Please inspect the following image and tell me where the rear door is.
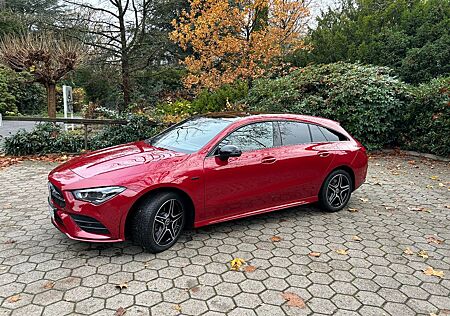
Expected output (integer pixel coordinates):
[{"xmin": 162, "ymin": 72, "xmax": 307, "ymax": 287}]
[{"xmin": 271, "ymin": 121, "xmax": 335, "ymax": 202}]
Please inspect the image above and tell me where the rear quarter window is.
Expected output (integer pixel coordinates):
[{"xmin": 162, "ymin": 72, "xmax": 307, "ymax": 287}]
[{"xmin": 309, "ymin": 124, "xmax": 348, "ymax": 142}]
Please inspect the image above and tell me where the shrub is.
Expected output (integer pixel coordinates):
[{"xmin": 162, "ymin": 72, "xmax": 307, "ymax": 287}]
[
  {"xmin": 244, "ymin": 62, "xmax": 412, "ymax": 150},
  {"xmin": 0, "ymin": 66, "xmax": 18, "ymax": 115},
  {"xmin": 2, "ymin": 123, "xmax": 84, "ymax": 155},
  {"xmin": 90, "ymin": 114, "xmax": 163, "ymax": 150},
  {"xmin": 401, "ymin": 77, "xmax": 450, "ymax": 156},
  {"xmin": 2, "ymin": 115, "xmax": 163, "ymax": 155},
  {"xmin": 191, "ymin": 82, "xmax": 249, "ymax": 114}
]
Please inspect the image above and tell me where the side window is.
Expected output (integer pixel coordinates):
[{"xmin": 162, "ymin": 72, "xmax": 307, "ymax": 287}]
[
  {"xmin": 309, "ymin": 124, "xmax": 347, "ymax": 142},
  {"xmin": 319, "ymin": 126, "xmax": 345, "ymax": 141},
  {"xmin": 278, "ymin": 121, "xmax": 311, "ymax": 146},
  {"xmin": 219, "ymin": 122, "xmax": 274, "ymax": 152},
  {"xmin": 309, "ymin": 124, "xmax": 328, "ymax": 142}
]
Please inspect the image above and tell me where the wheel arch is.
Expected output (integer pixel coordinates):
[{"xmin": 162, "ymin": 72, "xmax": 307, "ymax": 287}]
[
  {"xmin": 321, "ymin": 165, "xmax": 356, "ymax": 193},
  {"xmin": 124, "ymin": 186, "xmax": 196, "ymax": 240}
]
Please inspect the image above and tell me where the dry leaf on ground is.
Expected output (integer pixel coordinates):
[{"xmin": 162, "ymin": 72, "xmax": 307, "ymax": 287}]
[
  {"xmin": 190, "ymin": 286, "xmax": 200, "ymax": 293},
  {"xmin": 115, "ymin": 282, "xmax": 128, "ymax": 290},
  {"xmin": 336, "ymin": 249, "xmax": 348, "ymax": 255},
  {"xmin": 359, "ymin": 198, "xmax": 369, "ymax": 203},
  {"xmin": 426, "ymin": 236, "xmax": 444, "ymax": 244},
  {"xmin": 418, "ymin": 250, "xmax": 429, "ymax": 259},
  {"xmin": 352, "ymin": 235, "xmax": 362, "ymax": 241},
  {"xmin": 308, "ymin": 252, "xmax": 321, "ymax": 257},
  {"xmin": 43, "ymin": 281, "xmax": 55, "ymax": 289},
  {"xmin": 244, "ymin": 265, "xmax": 257, "ymax": 272},
  {"xmin": 348, "ymin": 208, "xmax": 358, "ymax": 213},
  {"xmin": 173, "ymin": 304, "xmax": 182, "ymax": 312},
  {"xmin": 7, "ymin": 295, "xmax": 21, "ymax": 303},
  {"xmin": 270, "ymin": 236, "xmax": 282, "ymax": 242},
  {"xmin": 114, "ymin": 307, "xmax": 127, "ymax": 316},
  {"xmin": 281, "ymin": 292, "xmax": 306, "ymax": 308},
  {"xmin": 409, "ymin": 207, "xmax": 431, "ymax": 213},
  {"xmin": 230, "ymin": 258, "xmax": 246, "ymax": 271},
  {"xmin": 430, "ymin": 176, "xmax": 440, "ymax": 180},
  {"xmin": 423, "ymin": 267, "xmax": 444, "ymax": 278},
  {"xmin": 403, "ymin": 247, "xmax": 414, "ymax": 255}
]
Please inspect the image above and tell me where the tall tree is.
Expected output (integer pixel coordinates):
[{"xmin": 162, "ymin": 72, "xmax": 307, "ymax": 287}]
[
  {"xmin": 62, "ymin": 0, "xmax": 159, "ymax": 112},
  {"xmin": 170, "ymin": 0, "xmax": 311, "ymax": 91},
  {"xmin": 0, "ymin": 33, "xmax": 85, "ymax": 117}
]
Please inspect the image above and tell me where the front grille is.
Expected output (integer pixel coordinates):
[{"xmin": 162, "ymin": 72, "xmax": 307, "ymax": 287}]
[
  {"xmin": 70, "ymin": 214, "xmax": 110, "ymax": 235},
  {"xmin": 49, "ymin": 182, "xmax": 66, "ymax": 207}
]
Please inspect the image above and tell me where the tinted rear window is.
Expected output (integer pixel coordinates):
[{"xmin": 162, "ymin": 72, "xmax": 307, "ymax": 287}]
[
  {"xmin": 278, "ymin": 121, "xmax": 311, "ymax": 145},
  {"xmin": 309, "ymin": 124, "xmax": 347, "ymax": 142}
]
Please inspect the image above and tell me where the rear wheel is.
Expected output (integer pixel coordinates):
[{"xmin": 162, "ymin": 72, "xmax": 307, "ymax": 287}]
[
  {"xmin": 319, "ymin": 169, "xmax": 352, "ymax": 212},
  {"xmin": 131, "ymin": 192, "xmax": 185, "ymax": 253}
]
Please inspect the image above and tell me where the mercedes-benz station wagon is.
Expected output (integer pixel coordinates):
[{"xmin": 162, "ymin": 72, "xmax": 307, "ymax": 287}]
[{"xmin": 48, "ymin": 112, "xmax": 368, "ymax": 252}]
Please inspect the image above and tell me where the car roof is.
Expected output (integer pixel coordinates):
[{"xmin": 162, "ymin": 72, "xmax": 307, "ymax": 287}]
[{"xmin": 200, "ymin": 112, "xmax": 342, "ymax": 130}]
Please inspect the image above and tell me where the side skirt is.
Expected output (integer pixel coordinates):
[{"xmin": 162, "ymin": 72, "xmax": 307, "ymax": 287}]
[{"xmin": 194, "ymin": 196, "xmax": 319, "ymax": 228}]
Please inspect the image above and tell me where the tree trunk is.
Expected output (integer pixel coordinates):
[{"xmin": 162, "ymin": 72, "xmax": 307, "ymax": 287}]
[
  {"xmin": 46, "ymin": 84, "xmax": 56, "ymax": 118},
  {"xmin": 121, "ymin": 56, "xmax": 131, "ymax": 112}
]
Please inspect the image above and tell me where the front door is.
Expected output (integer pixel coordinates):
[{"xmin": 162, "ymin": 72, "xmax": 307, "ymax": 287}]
[{"xmin": 203, "ymin": 121, "xmax": 280, "ymax": 221}]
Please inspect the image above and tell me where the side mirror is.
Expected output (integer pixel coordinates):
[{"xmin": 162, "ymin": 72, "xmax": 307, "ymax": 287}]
[{"xmin": 217, "ymin": 145, "xmax": 242, "ymax": 161}]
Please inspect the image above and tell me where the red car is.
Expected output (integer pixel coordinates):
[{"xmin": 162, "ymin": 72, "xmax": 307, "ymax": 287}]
[{"xmin": 48, "ymin": 113, "xmax": 368, "ymax": 252}]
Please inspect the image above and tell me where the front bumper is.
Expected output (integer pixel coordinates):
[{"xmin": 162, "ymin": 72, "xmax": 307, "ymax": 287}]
[
  {"xmin": 47, "ymin": 181, "xmax": 135, "ymax": 243},
  {"xmin": 50, "ymin": 207, "xmax": 124, "ymax": 242}
]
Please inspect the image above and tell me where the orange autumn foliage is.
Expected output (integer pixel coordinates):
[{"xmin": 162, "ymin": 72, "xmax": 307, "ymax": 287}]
[{"xmin": 170, "ymin": 0, "xmax": 310, "ymax": 91}]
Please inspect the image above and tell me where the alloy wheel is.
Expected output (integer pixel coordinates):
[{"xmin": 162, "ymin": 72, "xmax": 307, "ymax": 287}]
[
  {"xmin": 326, "ymin": 174, "xmax": 351, "ymax": 208},
  {"xmin": 152, "ymin": 199, "xmax": 184, "ymax": 246}
]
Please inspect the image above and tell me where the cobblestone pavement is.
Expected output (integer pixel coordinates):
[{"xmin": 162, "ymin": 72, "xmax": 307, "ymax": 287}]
[{"xmin": 0, "ymin": 154, "xmax": 449, "ymax": 316}]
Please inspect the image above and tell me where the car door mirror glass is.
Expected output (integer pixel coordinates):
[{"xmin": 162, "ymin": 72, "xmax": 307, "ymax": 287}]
[{"xmin": 217, "ymin": 145, "xmax": 242, "ymax": 160}]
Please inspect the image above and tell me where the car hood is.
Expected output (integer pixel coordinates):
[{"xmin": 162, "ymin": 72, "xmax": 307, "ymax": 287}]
[{"xmin": 53, "ymin": 141, "xmax": 186, "ymax": 179}]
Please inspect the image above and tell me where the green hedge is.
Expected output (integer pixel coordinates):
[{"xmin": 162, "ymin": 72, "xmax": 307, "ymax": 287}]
[
  {"xmin": 401, "ymin": 77, "xmax": 450, "ymax": 156},
  {"xmin": 244, "ymin": 62, "xmax": 412, "ymax": 150}
]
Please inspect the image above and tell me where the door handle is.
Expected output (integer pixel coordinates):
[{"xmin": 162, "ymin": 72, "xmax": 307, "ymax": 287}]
[
  {"xmin": 261, "ymin": 157, "xmax": 277, "ymax": 164},
  {"xmin": 318, "ymin": 151, "xmax": 330, "ymax": 158}
]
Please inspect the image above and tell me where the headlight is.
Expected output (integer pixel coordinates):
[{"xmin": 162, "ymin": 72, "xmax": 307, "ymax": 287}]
[{"xmin": 72, "ymin": 186, "xmax": 126, "ymax": 205}]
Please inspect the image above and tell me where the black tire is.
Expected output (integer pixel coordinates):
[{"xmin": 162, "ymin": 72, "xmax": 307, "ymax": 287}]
[
  {"xmin": 131, "ymin": 192, "xmax": 186, "ymax": 253},
  {"xmin": 319, "ymin": 169, "xmax": 353, "ymax": 212}
]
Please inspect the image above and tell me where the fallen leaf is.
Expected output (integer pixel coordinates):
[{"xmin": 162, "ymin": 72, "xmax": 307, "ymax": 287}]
[
  {"xmin": 423, "ymin": 267, "xmax": 444, "ymax": 278},
  {"xmin": 359, "ymin": 198, "xmax": 369, "ymax": 203},
  {"xmin": 430, "ymin": 176, "xmax": 440, "ymax": 180},
  {"xmin": 270, "ymin": 236, "xmax": 282, "ymax": 242},
  {"xmin": 348, "ymin": 208, "xmax": 358, "ymax": 213},
  {"xmin": 409, "ymin": 207, "xmax": 431, "ymax": 213},
  {"xmin": 115, "ymin": 282, "xmax": 128, "ymax": 290},
  {"xmin": 403, "ymin": 247, "xmax": 414, "ymax": 255},
  {"xmin": 308, "ymin": 252, "xmax": 321, "ymax": 257},
  {"xmin": 336, "ymin": 249, "xmax": 348, "ymax": 255},
  {"xmin": 417, "ymin": 250, "xmax": 429, "ymax": 259},
  {"xmin": 426, "ymin": 185, "xmax": 434, "ymax": 189},
  {"xmin": 4, "ymin": 239, "xmax": 16, "ymax": 244},
  {"xmin": 281, "ymin": 292, "xmax": 306, "ymax": 308},
  {"xmin": 407, "ymin": 160, "xmax": 416, "ymax": 165},
  {"xmin": 438, "ymin": 183, "xmax": 445, "ymax": 187},
  {"xmin": 352, "ymin": 235, "xmax": 362, "ymax": 241},
  {"xmin": 426, "ymin": 236, "xmax": 444, "ymax": 245},
  {"xmin": 43, "ymin": 281, "xmax": 55, "ymax": 289},
  {"xmin": 392, "ymin": 171, "xmax": 399, "ymax": 175},
  {"xmin": 6, "ymin": 294, "xmax": 21, "ymax": 303},
  {"xmin": 190, "ymin": 286, "xmax": 200, "ymax": 293},
  {"xmin": 244, "ymin": 265, "xmax": 257, "ymax": 272},
  {"xmin": 114, "ymin": 307, "xmax": 127, "ymax": 316},
  {"xmin": 173, "ymin": 304, "xmax": 182, "ymax": 312},
  {"xmin": 230, "ymin": 258, "xmax": 246, "ymax": 271}
]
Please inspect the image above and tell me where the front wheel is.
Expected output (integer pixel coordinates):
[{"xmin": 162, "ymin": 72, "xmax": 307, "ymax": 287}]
[
  {"xmin": 131, "ymin": 192, "xmax": 185, "ymax": 253},
  {"xmin": 319, "ymin": 169, "xmax": 353, "ymax": 212}
]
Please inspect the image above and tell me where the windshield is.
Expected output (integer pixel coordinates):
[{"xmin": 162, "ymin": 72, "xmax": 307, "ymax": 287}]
[{"xmin": 149, "ymin": 117, "xmax": 237, "ymax": 153}]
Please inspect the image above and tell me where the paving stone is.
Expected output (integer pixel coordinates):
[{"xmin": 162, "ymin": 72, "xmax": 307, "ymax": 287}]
[{"xmin": 0, "ymin": 155, "xmax": 448, "ymax": 315}]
